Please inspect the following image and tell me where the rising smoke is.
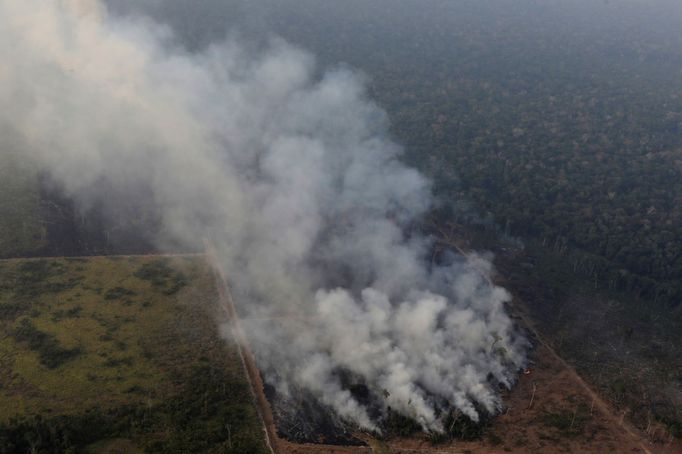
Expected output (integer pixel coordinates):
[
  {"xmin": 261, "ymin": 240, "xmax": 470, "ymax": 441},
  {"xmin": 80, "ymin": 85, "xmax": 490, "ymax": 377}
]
[{"xmin": 0, "ymin": 0, "xmax": 526, "ymax": 431}]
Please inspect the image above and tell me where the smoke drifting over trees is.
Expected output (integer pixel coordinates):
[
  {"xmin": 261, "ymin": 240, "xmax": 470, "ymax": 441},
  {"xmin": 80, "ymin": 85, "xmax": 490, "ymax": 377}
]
[{"xmin": 0, "ymin": 0, "xmax": 526, "ymax": 431}]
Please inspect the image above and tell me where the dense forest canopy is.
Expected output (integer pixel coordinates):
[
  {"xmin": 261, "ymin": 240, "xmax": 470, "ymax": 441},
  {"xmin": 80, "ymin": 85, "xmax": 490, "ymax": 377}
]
[{"xmin": 109, "ymin": 0, "xmax": 682, "ymax": 306}]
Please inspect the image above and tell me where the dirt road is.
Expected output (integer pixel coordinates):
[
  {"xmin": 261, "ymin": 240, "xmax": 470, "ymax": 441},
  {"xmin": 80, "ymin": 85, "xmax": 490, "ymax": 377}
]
[{"xmin": 204, "ymin": 239, "xmax": 281, "ymax": 454}]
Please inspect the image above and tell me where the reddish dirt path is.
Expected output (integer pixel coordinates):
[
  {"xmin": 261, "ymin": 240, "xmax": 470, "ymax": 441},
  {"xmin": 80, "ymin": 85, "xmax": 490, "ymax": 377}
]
[{"xmin": 513, "ymin": 308, "xmax": 655, "ymax": 454}]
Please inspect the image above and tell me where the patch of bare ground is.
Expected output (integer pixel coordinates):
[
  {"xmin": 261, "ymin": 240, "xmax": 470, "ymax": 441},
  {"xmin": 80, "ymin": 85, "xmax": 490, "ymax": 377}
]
[
  {"xmin": 277, "ymin": 337, "xmax": 679, "ymax": 453},
  {"xmin": 384, "ymin": 342, "xmax": 646, "ymax": 453},
  {"xmin": 278, "ymin": 440, "xmax": 371, "ymax": 454}
]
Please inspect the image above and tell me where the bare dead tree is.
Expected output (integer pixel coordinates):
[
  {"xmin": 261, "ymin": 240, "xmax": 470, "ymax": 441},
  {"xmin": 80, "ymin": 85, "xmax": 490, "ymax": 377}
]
[{"xmin": 528, "ymin": 382, "xmax": 537, "ymax": 410}]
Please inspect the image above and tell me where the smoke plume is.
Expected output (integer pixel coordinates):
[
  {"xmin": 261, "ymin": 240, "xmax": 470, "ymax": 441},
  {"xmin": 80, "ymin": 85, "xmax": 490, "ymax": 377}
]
[{"xmin": 0, "ymin": 0, "xmax": 526, "ymax": 431}]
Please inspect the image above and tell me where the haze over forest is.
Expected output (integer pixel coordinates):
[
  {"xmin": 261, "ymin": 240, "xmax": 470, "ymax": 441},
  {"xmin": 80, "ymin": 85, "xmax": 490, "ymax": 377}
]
[
  {"xmin": 110, "ymin": 0, "xmax": 682, "ymax": 293},
  {"xmin": 0, "ymin": 0, "xmax": 681, "ymax": 451}
]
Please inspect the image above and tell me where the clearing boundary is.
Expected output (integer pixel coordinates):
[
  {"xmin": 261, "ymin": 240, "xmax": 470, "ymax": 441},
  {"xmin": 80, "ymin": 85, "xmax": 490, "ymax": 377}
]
[{"xmin": 204, "ymin": 239, "xmax": 280, "ymax": 454}]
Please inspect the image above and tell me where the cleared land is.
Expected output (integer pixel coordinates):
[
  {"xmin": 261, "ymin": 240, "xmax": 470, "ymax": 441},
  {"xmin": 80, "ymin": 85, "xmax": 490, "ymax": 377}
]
[
  {"xmin": 204, "ymin": 241, "xmax": 679, "ymax": 453},
  {"xmin": 277, "ymin": 332, "xmax": 679, "ymax": 454},
  {"xmin": 0, "ymin": 255, "xmax": 268, "ymax": 453}
]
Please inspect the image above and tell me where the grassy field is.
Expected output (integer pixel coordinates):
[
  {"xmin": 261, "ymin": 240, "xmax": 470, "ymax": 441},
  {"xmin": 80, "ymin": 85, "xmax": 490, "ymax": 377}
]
[
  {"xmin": 0, "ymin": 255, "xmax": 268, "ymax": 453},
  {"xmin": 0, "ymin": 153, "xmax": 45, "ymax": 257}
]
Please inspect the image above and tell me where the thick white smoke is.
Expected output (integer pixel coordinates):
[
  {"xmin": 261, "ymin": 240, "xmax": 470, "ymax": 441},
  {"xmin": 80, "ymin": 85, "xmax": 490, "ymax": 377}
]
[{"xmin": 0, "ymin": 0, "xmax": 526, "ymax": 431}]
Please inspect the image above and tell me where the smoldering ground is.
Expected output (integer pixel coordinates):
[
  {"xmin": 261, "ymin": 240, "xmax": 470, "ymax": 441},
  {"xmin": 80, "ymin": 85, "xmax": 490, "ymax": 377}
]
[{"xmin": 0, "ymin": 0, "xmax": 526, "ymax": 432}]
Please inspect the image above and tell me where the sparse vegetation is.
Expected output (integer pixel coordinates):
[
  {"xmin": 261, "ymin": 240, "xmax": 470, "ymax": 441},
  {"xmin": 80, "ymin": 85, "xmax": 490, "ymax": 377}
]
[
  {"xmin": 134, "ymin": 259, "xmax": 187, "ymax": 295},
  {"xmin": 0, "ymin": 256, "xmax": 268, "ymax": 453},
  {"xmin": 104, "ymin": 286, "xmax": 136, "ymax": 300},
  {"xmin": 11, "ymin": 318, "xmax": 82, "ymax": 369},
  {"xmin": 538, "ymin": 410, "xmax": 589, "ymax": 437},
  {"xmin": 0, "ymin": 301, "xmax": 29, "ymax": 321}
]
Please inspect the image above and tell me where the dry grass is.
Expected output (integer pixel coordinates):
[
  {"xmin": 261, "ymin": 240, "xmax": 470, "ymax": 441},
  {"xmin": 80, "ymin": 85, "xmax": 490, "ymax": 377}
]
[{"xmin": 0, "ymin": 255, "xmax": 268, "ymax": 453}]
